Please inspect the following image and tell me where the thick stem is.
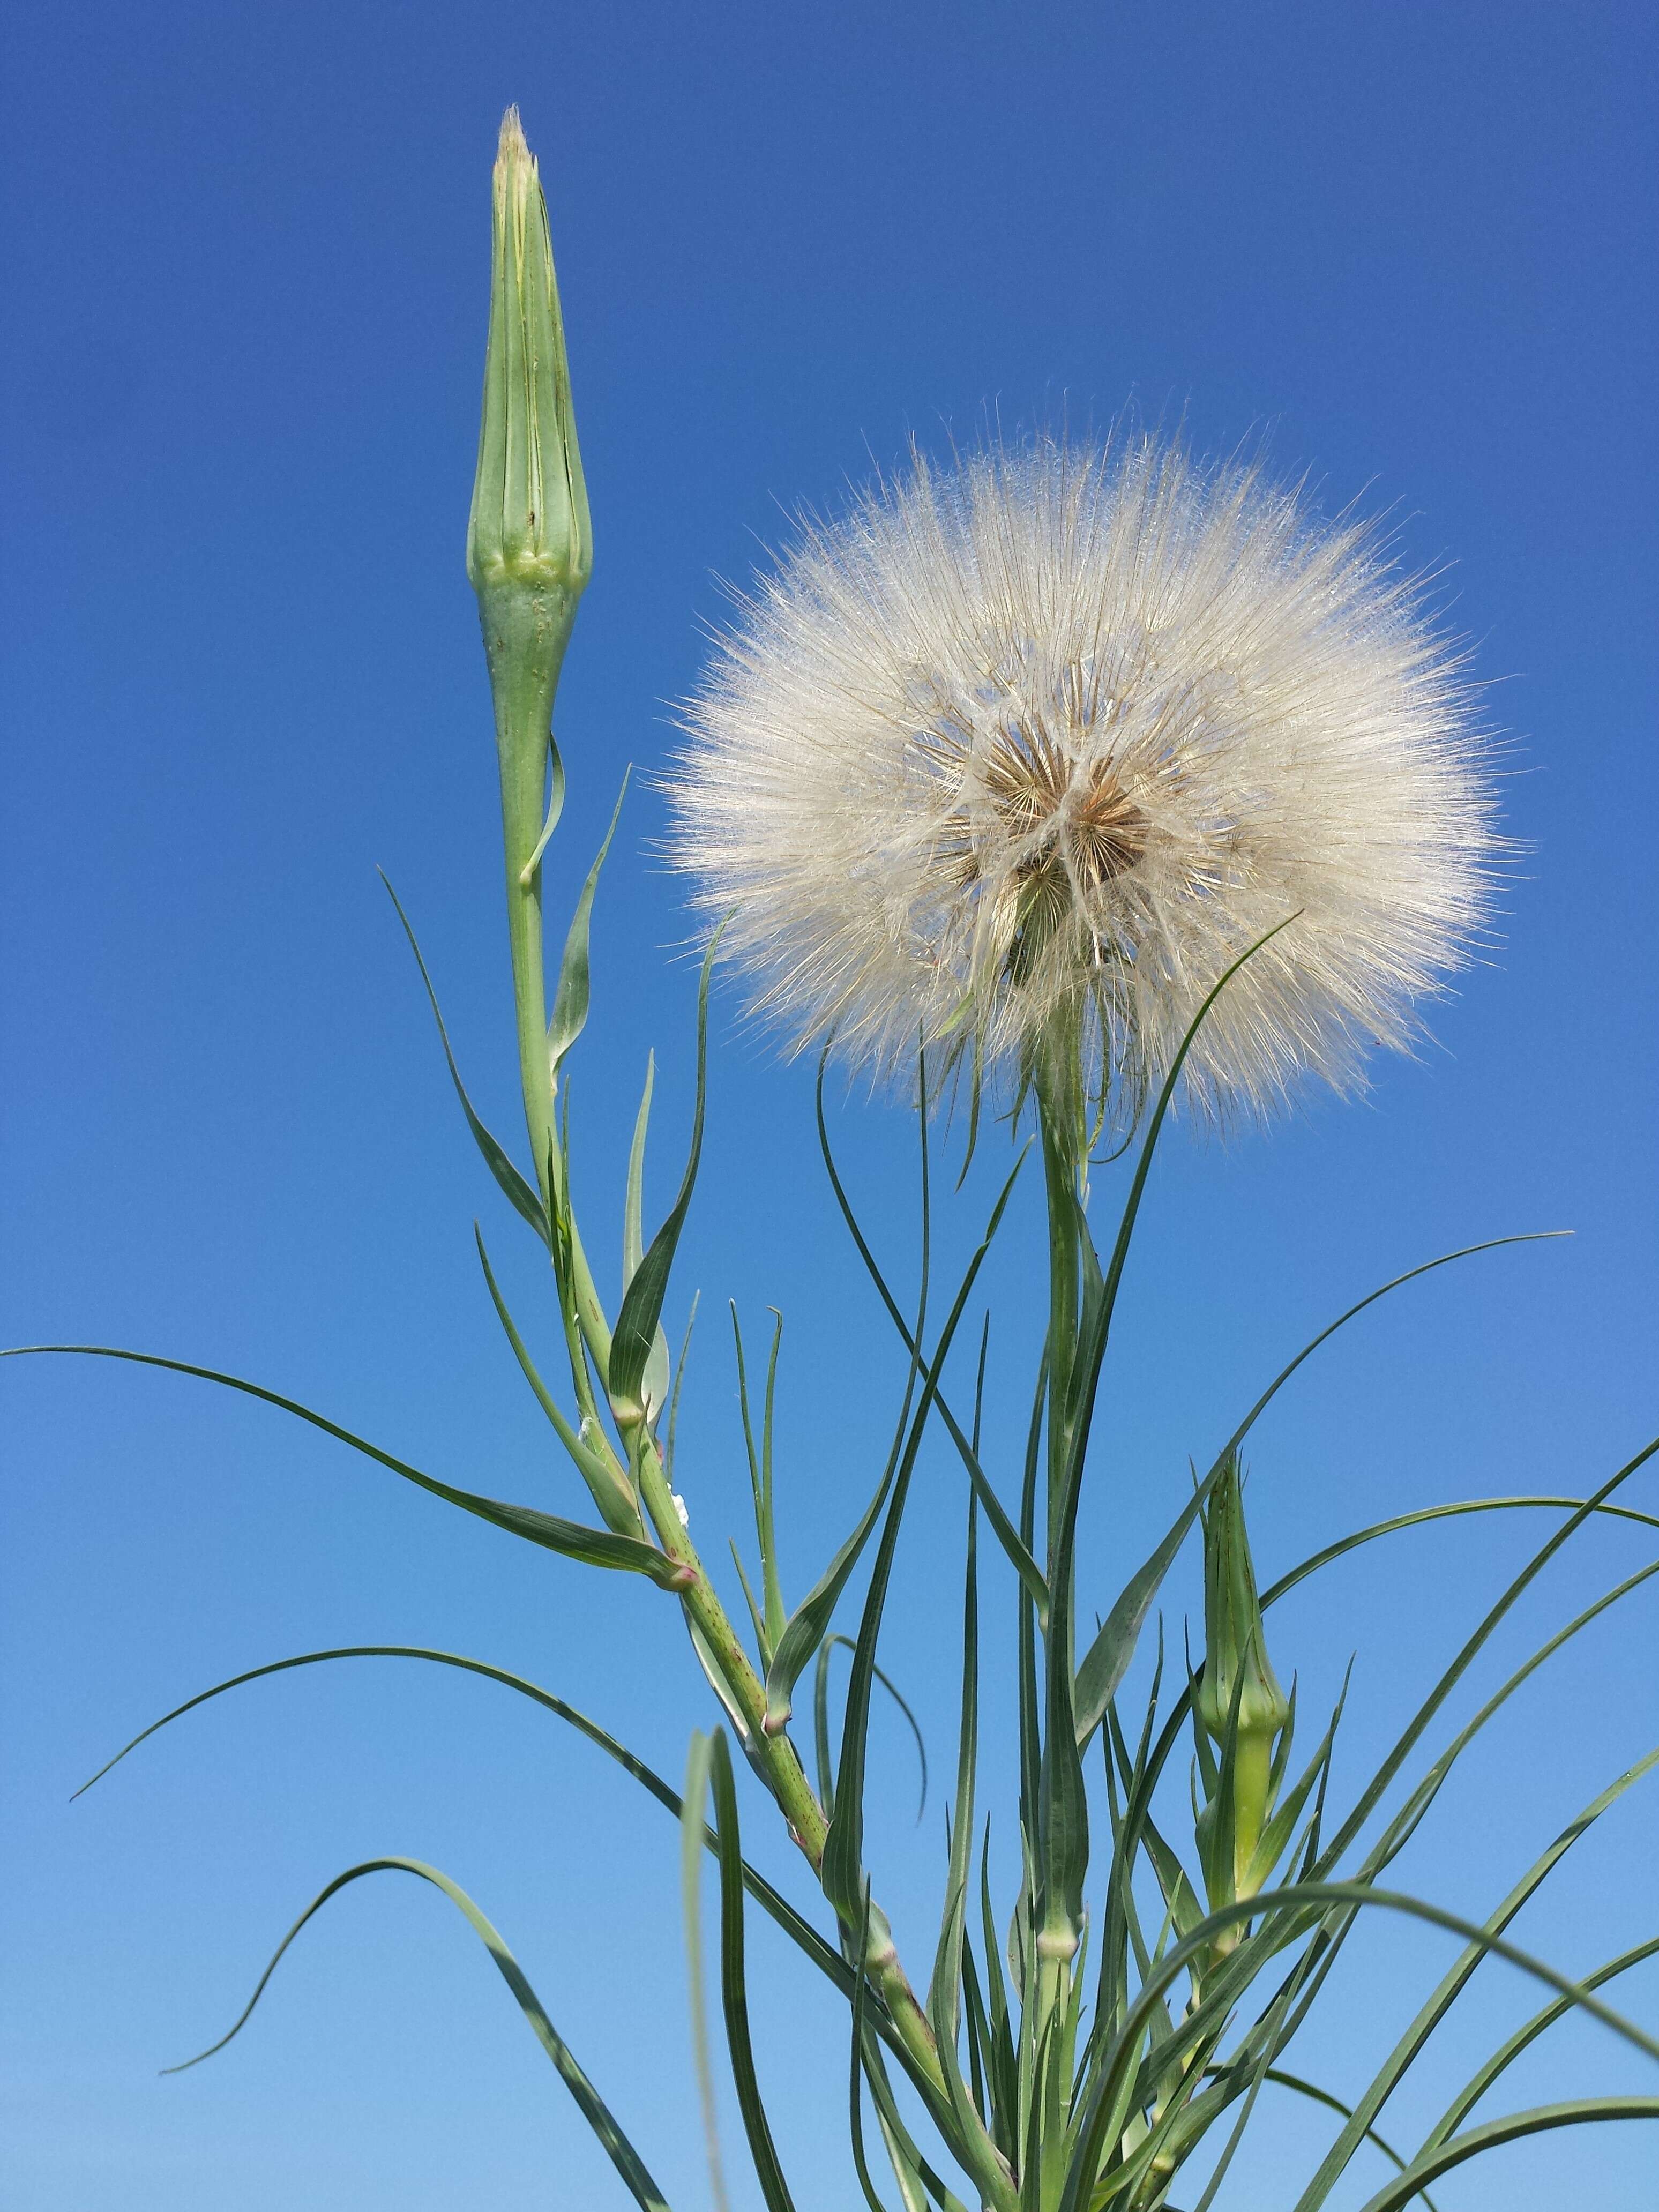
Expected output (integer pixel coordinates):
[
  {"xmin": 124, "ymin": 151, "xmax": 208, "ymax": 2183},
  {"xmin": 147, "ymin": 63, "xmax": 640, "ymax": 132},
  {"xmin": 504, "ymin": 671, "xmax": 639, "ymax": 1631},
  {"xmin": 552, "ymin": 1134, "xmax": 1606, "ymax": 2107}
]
[{"xmin": 477, "ymin": 576, "xmax": 577, "ymax": 1197}]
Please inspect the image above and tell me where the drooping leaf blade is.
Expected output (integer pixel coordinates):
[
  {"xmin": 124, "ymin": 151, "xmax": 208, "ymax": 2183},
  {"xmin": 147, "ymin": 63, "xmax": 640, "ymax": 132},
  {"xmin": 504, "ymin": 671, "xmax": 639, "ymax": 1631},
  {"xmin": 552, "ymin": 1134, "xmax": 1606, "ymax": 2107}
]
[
  {"xmin": 167, "ymin": 1855, "xmax": 672, "ymax": 2212},
  {"xmin": 69, "ymin": 1642, "xmax": 852, "ymax": 1996},
  {"xmin": 380, "ymin": 871, "xmax": 549, "ymax": 1244},
  {"xmin": 1352, "ymin": 2101, "xmax": 1659, "ymax": 2212},
  {"xmin": 1, "ymin": 1345, "xmax": 686, "ymax": 1584}
]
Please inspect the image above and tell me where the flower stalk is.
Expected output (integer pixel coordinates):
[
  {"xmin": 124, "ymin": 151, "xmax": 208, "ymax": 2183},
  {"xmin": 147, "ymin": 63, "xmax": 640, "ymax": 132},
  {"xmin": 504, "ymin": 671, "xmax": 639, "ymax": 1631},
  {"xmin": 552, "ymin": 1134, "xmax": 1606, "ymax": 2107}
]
[
  {"xmin": 468, "ymin": 104, "xmax": 592, "ymax": 1195},
  {"xmin": 464, "ymin": 107, "xmax": 951, "ymax": 2123}
]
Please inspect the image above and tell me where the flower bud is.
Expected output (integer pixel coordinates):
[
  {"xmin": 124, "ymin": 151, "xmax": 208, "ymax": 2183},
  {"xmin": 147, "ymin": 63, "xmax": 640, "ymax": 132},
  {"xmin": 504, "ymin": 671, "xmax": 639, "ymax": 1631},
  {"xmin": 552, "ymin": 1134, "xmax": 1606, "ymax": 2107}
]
[
  {"xmin": 467, "ymin": 107, "xmax": 592, "ymax": 613},
  {"xmin": 466, "ymin": 108, "xmax": 593, "ymax": 1183},
  {"xmin": 1195, "ymin": 1454, "xmax": 1289, "ymax": 1748},
  {"xmin": 1195, "ymin": 1452, "xmax": 1291, "ymax": 1908}
]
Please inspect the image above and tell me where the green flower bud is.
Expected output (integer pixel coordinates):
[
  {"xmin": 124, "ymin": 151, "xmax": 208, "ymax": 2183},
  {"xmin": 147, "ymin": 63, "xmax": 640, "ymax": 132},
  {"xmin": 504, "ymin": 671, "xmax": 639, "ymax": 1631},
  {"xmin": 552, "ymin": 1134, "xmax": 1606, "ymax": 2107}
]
[
  {"xmin": 1195, "ymin": 1451, "xmax": 1291, "ymax": 1909},
  {"xmin": 467, "ymin": 106, "xmax": 592, "ymax": 610},
  {"xmin": 466, "ymin": 107, "xmax": 592, "ymax": 1186}
]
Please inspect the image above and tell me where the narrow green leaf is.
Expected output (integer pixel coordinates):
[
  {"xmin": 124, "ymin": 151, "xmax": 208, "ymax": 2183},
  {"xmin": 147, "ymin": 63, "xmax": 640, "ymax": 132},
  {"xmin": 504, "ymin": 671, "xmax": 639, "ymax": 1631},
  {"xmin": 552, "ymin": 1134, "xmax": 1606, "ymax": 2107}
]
[
  {"xmin": 682, "ymin": 1733, "xmax": 733, "ymax": 2212},
  {"xmin": 1262, "ymin": 1493, "xmax": 1659, "ymax": 1611},
  {"xmin": 1065, "ymin": 1881, "xmax": 1659, "ymax": 2212},
  {"xmin": 1244, "ymin": 2071, "xmax": 1440, "ymax": 2208},
  {"xmin": 766, "ymin": 1060, "xmax": 936, "ymax": 1732},
  {"xmin": 817, "ymin": 1635, "xmax": 929, "ymax": 1822},
  {"xmin": 548, "ymin": 770, "xmax": 629, "ymax": 1080},
  {"xmin": 1307, "ymin": 1437, "xmax": 1659, "ymax": 1883},
  {"xmin": 764, "ymin": 1462, "xmax": 898, "ymax": 1733},
  {"xmin": 1291, "ymin": 1735, "xmax": 1659, "ymax": 2210},
  {"xmin": 517, "ymin": 729, "xmax": 567, "ymax": 887},
  {"xmin": 1353, "ymin": 2102, "xmax": 1659, "ymax": 2212},
  {"xmin": 663, "ymin": 1294, "xmax": 700, "ymax": 1486},
  {"xmin": 850, "ymin": 1885, "xmax": 899, "ymax": 2212},
  {"xmin": 1, "ymin": 1344, "xmax": 687, "ymax": 1585},
  {"xmin": 474, "ymin": 1225, "xmax": 640, "ymax": 1534},
  {"xmin": 609, "ymin": 933, "xmax": 717, "ymax": 1423},
  {"xmin": 167, "ymin": 1855, "xmax": 672, "ymax": 2212},
  {"xmin": 1047, "ymin": 924, "xmax": 1301, "ymax": 1678},
  {"xmin": 380, "ymin": 872, "xmax": 548, "ymax": 1244},
  {"xmin": 69, "ymin": 1643, "xmax": 853, "ymax": 1997},
  {"xmin": 823, "ymin": 1153, "xmax": 1027, "ymax": 1929},
  {"xmin": 1075, "ymin": 1236, "xmax": 1572, "ymax": 1750},
  {"xmin": 1213, "ymin": 1235, "xmax": 1568, "ymax": 1479},
  {"xmin": 623, "ymin": 1053, "xmax": 672, "ymax": 1425},
  {"xmin": 707, "ymin": 1730, "xmax": 797, "ymax": 2212},
  {"xmin": 624, "ymin": 1051, "xmax": 654, "ymax": 1284},
  {"xmin": 816, "ymin": 1063, "xmax": 1050, "ymax": 1627},
  {"xmin": 759, "ymin": 1308, "xmax": 787, "ymax": 1652},
  {"xmin": 1424, "ymin": 1933, "xmax": 1659, "ymax": 2152},
  {"xmin": 1073, "ymin": 1456, "xmax": 1229, "ymax": 1748}
]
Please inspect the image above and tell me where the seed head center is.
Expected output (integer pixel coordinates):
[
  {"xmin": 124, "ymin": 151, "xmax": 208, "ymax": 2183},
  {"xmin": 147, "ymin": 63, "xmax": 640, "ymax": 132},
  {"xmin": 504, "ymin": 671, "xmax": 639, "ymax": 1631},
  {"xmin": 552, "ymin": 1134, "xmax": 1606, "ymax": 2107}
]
[{"xmin": 982, "ymin": 722, "xmax": 1147, "ymax": 894}]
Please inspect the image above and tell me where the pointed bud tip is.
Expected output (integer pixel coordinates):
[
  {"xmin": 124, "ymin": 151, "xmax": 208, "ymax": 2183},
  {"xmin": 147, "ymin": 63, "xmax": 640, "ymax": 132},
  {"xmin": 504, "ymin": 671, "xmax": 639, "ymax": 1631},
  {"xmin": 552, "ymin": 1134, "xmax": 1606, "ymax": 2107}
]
[{"xmin": 497, "ymin": 104, "xmax": 528, "ymax": 161}]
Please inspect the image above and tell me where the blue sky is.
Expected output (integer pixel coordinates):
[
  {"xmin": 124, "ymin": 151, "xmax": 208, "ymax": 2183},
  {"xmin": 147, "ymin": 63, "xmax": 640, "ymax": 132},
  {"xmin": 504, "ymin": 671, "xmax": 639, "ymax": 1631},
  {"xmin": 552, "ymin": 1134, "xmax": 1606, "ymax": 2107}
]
[{"xmin": 3, "ymin": 5, "xmax": 1656, "ymax": 2209}]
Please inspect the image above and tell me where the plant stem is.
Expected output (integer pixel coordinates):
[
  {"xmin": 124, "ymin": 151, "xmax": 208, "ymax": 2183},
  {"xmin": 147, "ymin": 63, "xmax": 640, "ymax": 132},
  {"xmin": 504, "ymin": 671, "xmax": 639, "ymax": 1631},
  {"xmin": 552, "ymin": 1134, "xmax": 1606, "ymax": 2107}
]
[{"xmin": 500, "ymin": 821, "xmax": 952, "ymax": 2121}]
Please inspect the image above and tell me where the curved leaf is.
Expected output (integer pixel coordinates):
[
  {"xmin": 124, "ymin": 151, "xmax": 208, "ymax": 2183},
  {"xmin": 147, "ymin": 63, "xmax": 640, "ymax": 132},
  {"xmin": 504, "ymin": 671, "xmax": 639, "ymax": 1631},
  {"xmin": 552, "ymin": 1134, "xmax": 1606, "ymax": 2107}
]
[
  {"xmin": 474, "ymin": 1225, "xmax": 640, "ymax": 1535},
  {"xmin": 1292, "ymin": 1740, "xmax": 1659, "ymax": 2209},
  {"xmin": 70, "ymin": 1643, "xmax": 850, "ymax": 1995},
  {"xmin": 167, "ymin": 1854, "xmax": 671, "ymax": 2212},
  {"xmin": 1263, "ymin": 1493, "xmax": 1659, "ymax": 1611},
  {"xmin": 610, "ymin": 934, "xmax": 718, "ymax": 1424},
  {"xmin": 1062, "ymin": 1881, "xmax": 1659, "ymax": 2212},
  {"xmin": 548, "ymin": 772, "xmax": 629, "ymax": 1081},
  {"xmin": 2, "ymin": 1344, "xmax": 685, "ymax": 1585},
  {"xmin": 1074, "ymin": 1457, "xmax": 1228, "ymax": 1748},
  {"xmin": 1353, "ymin": 2101, "xmax": 1659, "ymax": 2212},
  {"xmin": 379, "ymin": 872, "xmax": 548, "ymax": 1245},
  {"xmin": 681, "ymin": 1735, "xmax": 733, "ymax": 2212},
  {"xmin": 815, "ymin": 1066, "xmax": 1050, "ymax": 1627}
]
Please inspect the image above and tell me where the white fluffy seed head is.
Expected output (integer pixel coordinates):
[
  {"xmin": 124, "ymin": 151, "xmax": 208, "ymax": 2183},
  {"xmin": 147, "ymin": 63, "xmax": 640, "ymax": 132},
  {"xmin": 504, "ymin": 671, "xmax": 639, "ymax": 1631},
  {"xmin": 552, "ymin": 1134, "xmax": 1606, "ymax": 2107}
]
[{"xmin": 666, "ymin": 435, "xmax": 1501, "ymax": 1126}]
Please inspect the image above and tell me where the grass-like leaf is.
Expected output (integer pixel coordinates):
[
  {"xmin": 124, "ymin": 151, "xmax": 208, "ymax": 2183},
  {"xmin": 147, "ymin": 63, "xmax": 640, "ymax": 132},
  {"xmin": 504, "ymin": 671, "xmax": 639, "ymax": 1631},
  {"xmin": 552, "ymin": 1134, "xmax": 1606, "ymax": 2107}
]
[
  {"xmin": 1352, "ymin": 2099, "xmax": 1659, "ymax": 2212},
  {"xmin": 682, "ymin": 1733, "xmax": 733, "ymax": 2212},
  {"xmin": 1073, "ymin": 1456, "xmax": 1229, "ymax": 1749},
  {"xmin": 816, "ymin": 1062, "xmax": 1050, "ymax": 1628},
  {"xmin": 1292, "ymin": 1741, "xmax": 1659, "ymax": 2207},
  {"xmin": 0, "ymin": 1344, "xmax": 687, "ymax": 1585},
  {"xmin": 610, "ymin": 933, "xmax": 718, "ymax": 1424},
  {"xmin": 379, "ymin": 871, "xmax": 548, "ymax": 1245},
  {"xmin": 68, "ymin": 1643, "xmax": 851, "ymax": 1997},
  {"xmin": 167, "ymin": 1855, "xmax": 672, "ymax": 2212},
  {"xmin": 706, "ymin": 1728, "xmax": 798, "ymax": 2212},
  {"xmin": 473, "ymin": 1225, "xmax": 641, "ymax": 1534},
  {"xmin": 548, "ymin": 770, "xmax": 630, "ymax": 1081},
  {"xmin": 1422, "ymin": 1932, "xmax": 1659, "ymax": 2151},
  {"xmin": 1262, "ymin": 1492, "xmax": 1659, "ymax": 1611},
  {"xmin": 823, "ymin": 1152, "xmax": 1026, "ymax": 1931},
  {"xmin": 1063, "ymin": 1881, "xmax": 1659, "ymax": 2212}
]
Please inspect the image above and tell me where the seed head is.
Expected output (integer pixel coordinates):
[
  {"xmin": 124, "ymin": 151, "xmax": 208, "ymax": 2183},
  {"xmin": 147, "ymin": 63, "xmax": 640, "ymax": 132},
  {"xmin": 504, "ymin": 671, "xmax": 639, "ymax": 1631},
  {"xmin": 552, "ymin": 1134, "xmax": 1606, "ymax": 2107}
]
[{"xmin": 666, "ymin": 436, "xmax": 1500, "ymax": 1125}]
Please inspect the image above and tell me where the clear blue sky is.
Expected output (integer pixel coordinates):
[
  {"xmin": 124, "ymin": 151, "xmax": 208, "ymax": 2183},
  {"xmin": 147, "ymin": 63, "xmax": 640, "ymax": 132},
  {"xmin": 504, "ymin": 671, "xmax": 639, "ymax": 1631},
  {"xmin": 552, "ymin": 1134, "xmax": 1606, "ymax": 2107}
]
[{"xmin": 3, "ymin": 6, "xmax": 1655, "ymax": 2209}]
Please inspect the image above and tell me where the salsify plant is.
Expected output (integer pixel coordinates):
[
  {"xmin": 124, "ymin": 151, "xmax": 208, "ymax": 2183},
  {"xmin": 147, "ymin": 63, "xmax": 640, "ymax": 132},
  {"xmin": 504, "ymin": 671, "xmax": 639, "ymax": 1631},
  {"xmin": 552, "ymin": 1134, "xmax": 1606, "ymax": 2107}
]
[{"xmin": 12, "ymin": 108, "xmax": 1659, "ymax": 2212}]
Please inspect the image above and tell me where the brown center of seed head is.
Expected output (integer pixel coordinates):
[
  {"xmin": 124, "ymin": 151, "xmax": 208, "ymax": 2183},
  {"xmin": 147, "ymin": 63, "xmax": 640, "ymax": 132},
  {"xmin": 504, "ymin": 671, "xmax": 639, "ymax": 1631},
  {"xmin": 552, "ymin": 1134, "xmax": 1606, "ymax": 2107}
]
[{"xmin": 955, "ymin": 719, "xmax": 1148, "ymax": 896}]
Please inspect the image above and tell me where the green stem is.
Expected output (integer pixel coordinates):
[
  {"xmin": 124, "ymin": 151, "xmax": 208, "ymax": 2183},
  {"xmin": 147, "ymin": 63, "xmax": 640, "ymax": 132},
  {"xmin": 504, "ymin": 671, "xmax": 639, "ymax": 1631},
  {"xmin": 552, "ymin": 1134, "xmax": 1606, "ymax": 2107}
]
[{"xmin": 624, "ymin": 1415, "xmax": 951, "ymax": 2109}]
